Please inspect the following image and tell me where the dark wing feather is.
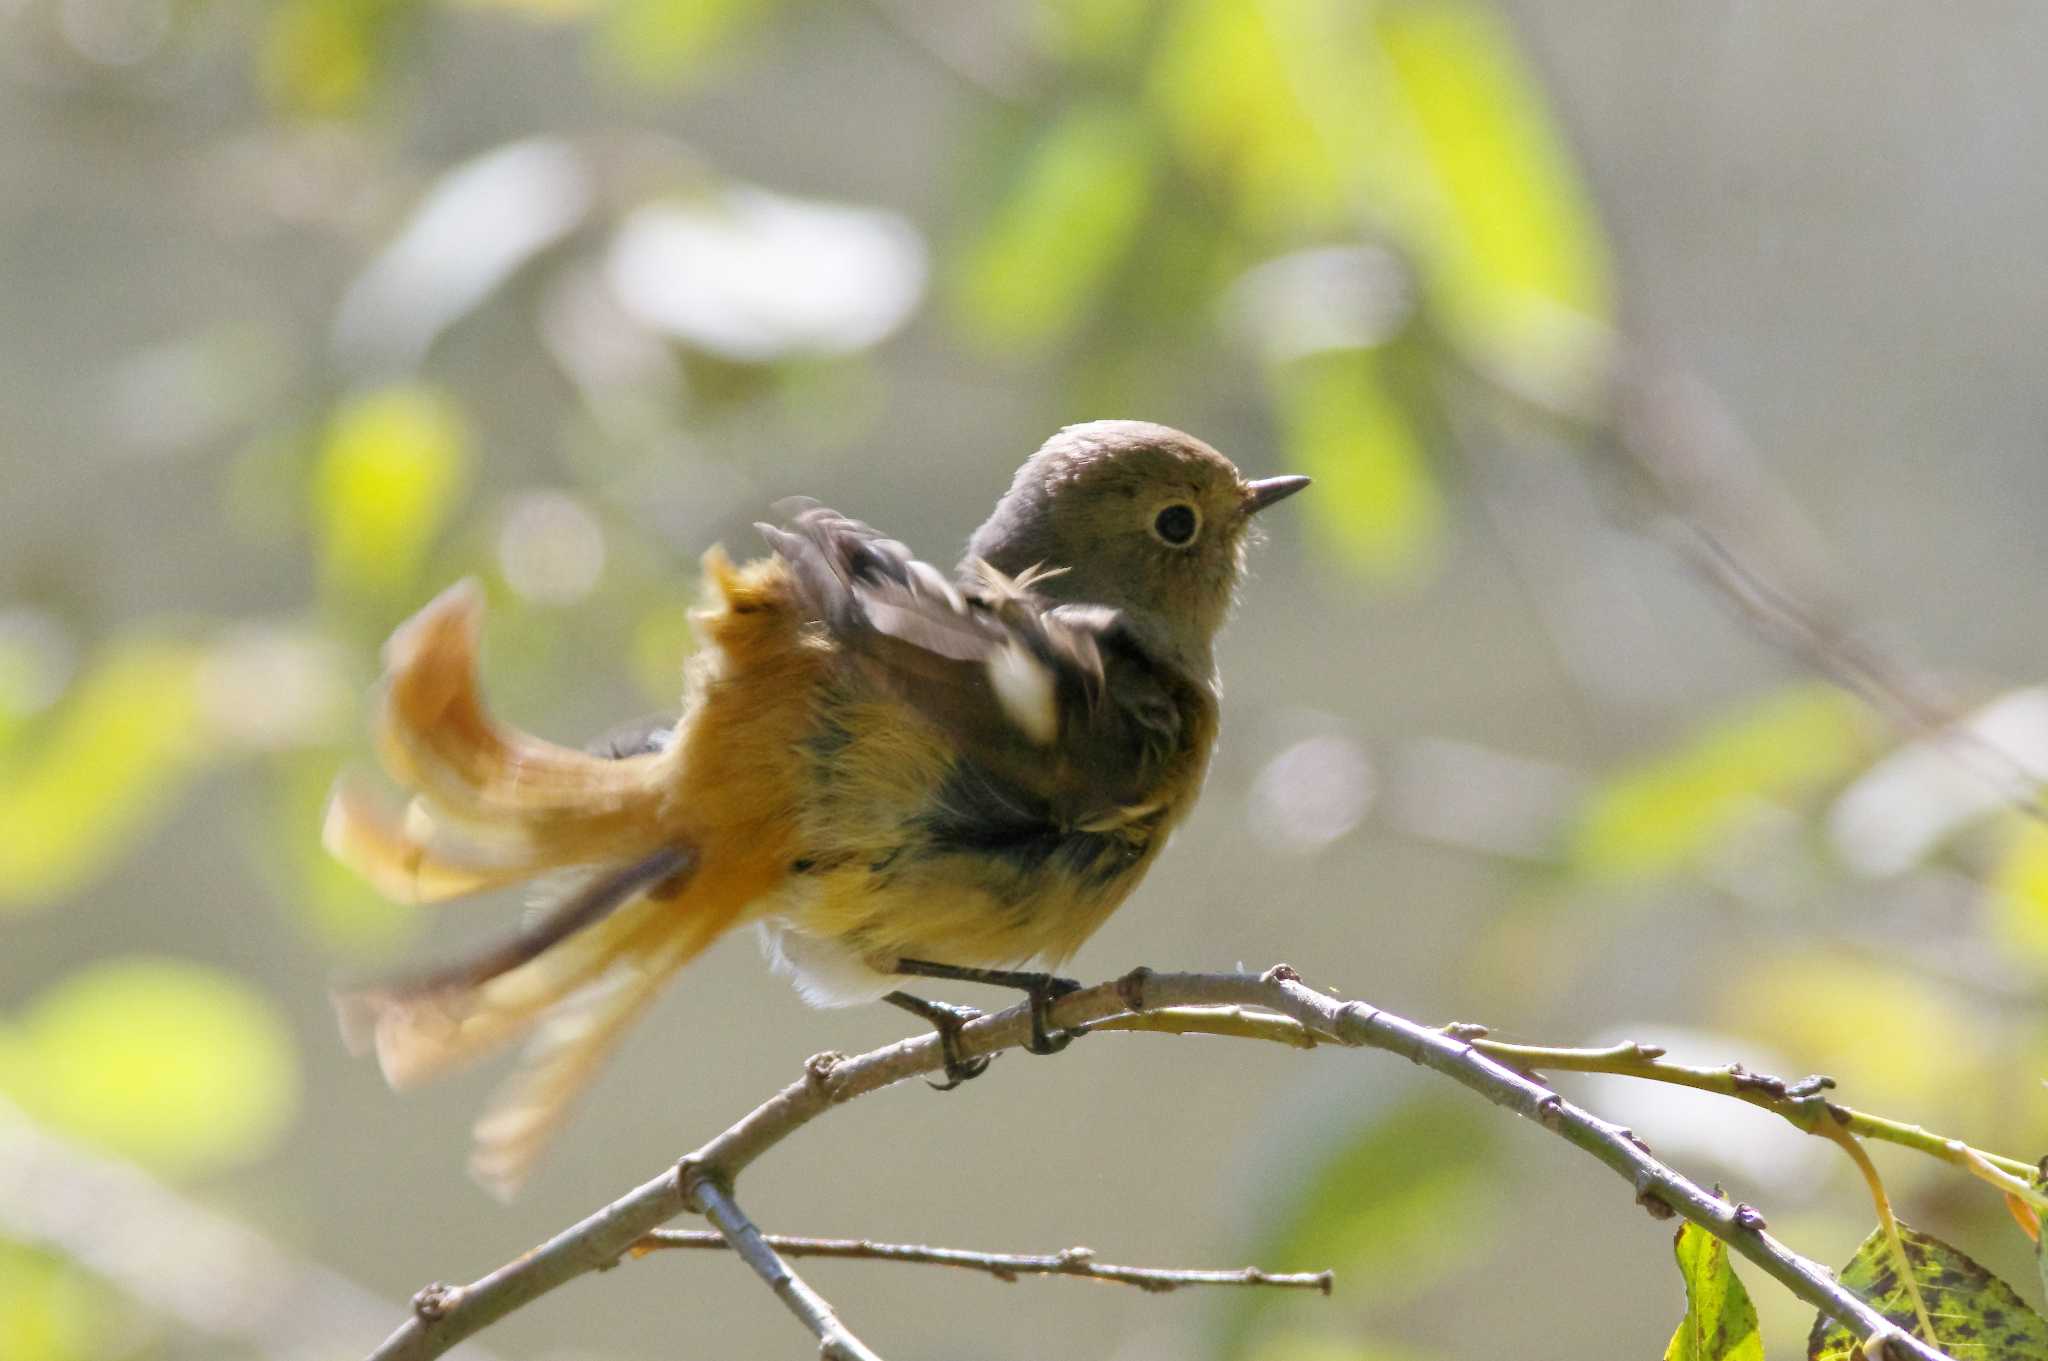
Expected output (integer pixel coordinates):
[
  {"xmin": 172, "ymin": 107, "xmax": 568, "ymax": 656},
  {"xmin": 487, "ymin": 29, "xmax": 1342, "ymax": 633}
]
[{"xmin": 759, "ymin": 505, "xmax": 1188, "ymax": 823}]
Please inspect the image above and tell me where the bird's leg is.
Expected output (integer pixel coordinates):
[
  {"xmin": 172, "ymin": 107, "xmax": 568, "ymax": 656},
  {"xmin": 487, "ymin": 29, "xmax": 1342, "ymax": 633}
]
[
  {"xmin": 891, "ymin": 959, "xmax": 1085, "ymax": 1057},
  {"xmin": 882, "ymin": 991, "xmax": 991, "ymax": 1089}
]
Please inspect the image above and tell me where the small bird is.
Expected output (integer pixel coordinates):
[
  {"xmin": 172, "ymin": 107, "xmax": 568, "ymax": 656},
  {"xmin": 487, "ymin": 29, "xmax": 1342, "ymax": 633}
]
[{"xmin": 325, "ymin": 420, "xmax": 1307, "ymax": 1195}]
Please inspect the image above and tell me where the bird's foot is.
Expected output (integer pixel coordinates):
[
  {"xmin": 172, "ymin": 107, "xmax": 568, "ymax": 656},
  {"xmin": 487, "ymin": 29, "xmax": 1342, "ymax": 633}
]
[
  {"xmin": 1025, "ymin": 974, "xmax": 1085, "ymax": 1056},
  {"xmin": 883, "ymin": 990, "xmax": 992, "ymax": 1089}
]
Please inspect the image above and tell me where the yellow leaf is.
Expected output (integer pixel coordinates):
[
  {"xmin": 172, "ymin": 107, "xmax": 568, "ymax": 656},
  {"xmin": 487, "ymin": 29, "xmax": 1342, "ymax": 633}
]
[
  {"xmin": 0, "ymin": 1243, "xmax": 101, "ymax": 1361},
  {"xmin": 0, "ymin": 642, "xmax": 208, "ymax": 909},
  {"xmin": 951, "ymin": 103, "xmax": 1157, "ymax": 351},
  {"xmin": 1571, "ymin": 685, "xmax": 1872, "ymax": 881},
  {"xmin": 1031, "ymin": 0, "xmax": 1152, "ymax": 61},
  {"xmin": 1989, "ymin": 819, "xmax": 2048, "ymax": 967},
  {"xmin": 1718, "ymin": 955, "xmax": 1983, "ymax": 1115},
  {"xmin": 1276, "ymin": 348, "xmax": 1440, "ymax": 579},
  {"xmin": 1372, "ymin": 0, "xmax": 1614, "ymax": 408},
  {"xmin": 1148, "ymin": 0, "xmax": 1348, "ymax": 232},
  {"xmin": 312, "ymin": 384, "xmax": 472, "ymax": 600},
  {"xmin": 2, "ymin": 959, "xmax": 300, "ymax": 1179},
  {"xmin": 261, "ymin": 0, "xmax": 409, "ymax": 117},
  {"xmin": 595, "ymin": 0, "xmax": 779, "ymax": 88}
]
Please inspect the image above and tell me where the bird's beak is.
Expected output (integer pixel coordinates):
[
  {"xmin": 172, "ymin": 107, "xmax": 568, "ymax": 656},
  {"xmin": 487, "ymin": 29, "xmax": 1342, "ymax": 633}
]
[{"xmin": 1243, "ymin": 475, "xmax": 1311, "ymax": 514}]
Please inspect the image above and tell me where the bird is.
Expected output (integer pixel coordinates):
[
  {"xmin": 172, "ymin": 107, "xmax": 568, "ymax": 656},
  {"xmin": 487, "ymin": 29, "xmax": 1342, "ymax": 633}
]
[{"xmin": 323, "ymin": 419, "xmax": 1308, "ymax": 1196}]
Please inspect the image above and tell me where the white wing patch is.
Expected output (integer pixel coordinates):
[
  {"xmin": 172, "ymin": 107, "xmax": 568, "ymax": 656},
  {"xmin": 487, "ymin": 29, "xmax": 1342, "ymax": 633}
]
[{"xmin": 987, "ymin": 640, "xmax": 1058, "ymax": 745}]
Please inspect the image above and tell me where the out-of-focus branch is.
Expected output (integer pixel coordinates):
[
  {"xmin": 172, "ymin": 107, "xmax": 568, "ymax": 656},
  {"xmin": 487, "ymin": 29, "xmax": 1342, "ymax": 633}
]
[
  {"xmin": 364, "ymin": 966, "xmax": 1960, "ymax": 1361},
  {"xmin": 0, "ymin": 1099, "xmax": 505, "ymax": 1361},
  {"xmin": 633, "ymin": 1229, "xmax": 1333, "ymax": 1293},
  {"xmin": 1436, "ymin": 319, "xmax": 2046, "ymax": 816}
]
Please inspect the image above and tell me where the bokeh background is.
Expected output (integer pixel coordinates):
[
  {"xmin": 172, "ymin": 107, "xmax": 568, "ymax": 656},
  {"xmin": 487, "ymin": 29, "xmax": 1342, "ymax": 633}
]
[{"xmin": 7, "ymin": 3, "xmax": 2048, "ymax": 1358}]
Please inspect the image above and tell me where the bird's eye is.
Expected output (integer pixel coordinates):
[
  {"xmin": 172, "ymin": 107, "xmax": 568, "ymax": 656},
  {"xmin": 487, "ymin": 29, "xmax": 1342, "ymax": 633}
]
[{"xmin": 1150, "ymin": 502, "xmax": 1201, "ymax": 547}]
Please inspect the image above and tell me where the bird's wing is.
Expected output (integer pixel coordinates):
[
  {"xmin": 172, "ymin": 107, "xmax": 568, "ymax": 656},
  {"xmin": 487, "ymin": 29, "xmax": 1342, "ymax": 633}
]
[{"xmin": 758, "ymin": 503, "xmax": 1190, "ymax": 821}]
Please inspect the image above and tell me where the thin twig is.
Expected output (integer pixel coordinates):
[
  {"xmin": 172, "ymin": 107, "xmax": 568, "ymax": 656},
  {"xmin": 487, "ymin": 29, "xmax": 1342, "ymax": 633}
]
[
  {"xmin": 364, "ymin": 967, "xmax": 1961, "ymax": 1361},
  {"xmin": 686, "ymin": 1173, "xmax": 884, "ymax": 1361},
  {"xmin": 1471, "ymin": 1035, "xmax": 2046, "ymax": 1198},
  {"xmin": 1433, "ymin": 322, "xmax": 2047, "ymax": 820},
  {"xmin": 632, "ymin": 1230, "xmax": 1333, "ymax": 1294}
]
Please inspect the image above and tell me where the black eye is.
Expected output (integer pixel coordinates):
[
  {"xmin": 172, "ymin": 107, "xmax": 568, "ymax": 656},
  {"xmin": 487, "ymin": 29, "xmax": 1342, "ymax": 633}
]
[{"xmin": 1151, "ymin": 502, "xmax": 1199, "ymax": 546}]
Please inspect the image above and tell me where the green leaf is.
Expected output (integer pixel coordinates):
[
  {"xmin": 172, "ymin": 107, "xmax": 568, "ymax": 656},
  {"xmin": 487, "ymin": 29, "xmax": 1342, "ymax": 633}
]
[
  {"xmin": 951, "ymin": 102, "xmax": 1158, "ymax": 352},
  {"xmin": 1148, "ymin": 0, "xmax": 1348, "ymax": 232},
  {"xmin": 0, "ymin": 1242, "xmax": 103, "ymax": 1361},
  {"xmin": 595, "ymin": 0, "xmax": 780, "ymax": 89},
  {"xmin": 1031, "ymin": 0, "xmax": 1153, "ymax": 61},
  {"xmin": 1808, "ymin": 1224, "xmax": 2048, "ymax": 1360},
  {"xmin": 1666, "ymin": 1221, "xmax": 1764, "ymax": 1361},
  {"xmin": 1989, "ymin": 820, "xmax": 2048, "ymax": 968},
  {"xmin": 1275, "ymin": 348, "xmax": 1440, "ymax": 579},
  {"xmin": 1570, "ymin": 684, "xmax": 1872, "ymax": 881},
  {"xmin": 0, "ymin": 641, "xmax": 209, "ymax": 910},
  {"xmin": 0, "ymin": 959, "xmax": 300, "ymax": 1179},
  {"xmin": 1371, "ymin": 0, "xmax": 1613, "ymax": 407},
  {"xmin": 312, "ymin": 384, "xmax": 472, "ymax": 601},
  {"xmin": 260, "ymin": 0, "xmax": 415, "ymax": 117}
]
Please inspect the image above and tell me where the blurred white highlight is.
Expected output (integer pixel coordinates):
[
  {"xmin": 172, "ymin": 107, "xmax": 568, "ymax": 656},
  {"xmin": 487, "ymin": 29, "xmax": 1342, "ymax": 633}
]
[
  {"xmin": 1829, "ymin": 687, "xmax": 2048, "ymax": 877},
  {"xmin": 1248, "ymin": 734, "xmax": 1376, "ymax": 853},
  {"xmin": 334, "ymin": 139, "xmax": 594, "ymax": 373},
  {"xmin": 498, "ymin": 491, "xmax": 607, "ymax": 605},
  {"xmin": 1223, "ymin": 245, "xmax": 1413, "ymax": 363},
  {"xmin": 607, "ymin": 188, "xmax": 927, "ymax": 361}
]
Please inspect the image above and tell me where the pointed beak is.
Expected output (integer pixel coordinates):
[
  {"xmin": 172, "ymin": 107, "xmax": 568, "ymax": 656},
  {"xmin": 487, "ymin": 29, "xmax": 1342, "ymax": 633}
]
[{"xmin": 1244, "ymin": 474, "xmax": 1311, "ymax": 514}]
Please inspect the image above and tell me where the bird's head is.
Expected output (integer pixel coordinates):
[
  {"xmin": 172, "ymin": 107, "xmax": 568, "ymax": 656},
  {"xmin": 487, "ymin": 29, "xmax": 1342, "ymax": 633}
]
[{"xmin": 964, "ymin": 420, "xmax": 1308, "ymax": 672}]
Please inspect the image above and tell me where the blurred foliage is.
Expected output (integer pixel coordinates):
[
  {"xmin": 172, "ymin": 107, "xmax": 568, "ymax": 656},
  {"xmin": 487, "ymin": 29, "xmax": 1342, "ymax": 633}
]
[
  {"xmin": 0, "ymin": 1242, "xmax": 105, "ymax": 1361},
  {"xmin": 1990, "ymin": 819, "xmax": 2048, "ymax": 966},
  {"xmin": 0, "ymin": 957, "xmax": 299, "ymax": 1179},
  {"xmin": 6, "ymin": 0, "xmax": 2048, "ymax": 1356},
  {"xmin": 1570, "ymin": 685, "xmax": 1875, "ymax": 882},
  {"xmin": 1665, "ymin": 1221, "xmax": 1763, "ymax": 1361},
  {"xmin": 313, "ymin": 383, "xmax": 474, "ymax": 604},
  {"xmin": 0, "ymin": 642, "xmax": 210, "ymax": 911},
  {"xmin": 1226, "ymin": 1093, "xmax": 1498, "ymax": 1358}
]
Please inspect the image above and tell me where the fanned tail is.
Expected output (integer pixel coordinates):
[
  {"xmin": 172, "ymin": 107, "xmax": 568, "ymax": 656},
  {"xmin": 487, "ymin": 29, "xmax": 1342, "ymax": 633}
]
[
  {"xmin": 363, "ymin": 579, "xmax": 680, "ymax": 863},
  {"xmin": 324, "ymin": 559, "xmax": 814, "ymax": 1194},
  {"xmin": 466, "ymin": 913, "xmax": 724, "ymax": 1199}
]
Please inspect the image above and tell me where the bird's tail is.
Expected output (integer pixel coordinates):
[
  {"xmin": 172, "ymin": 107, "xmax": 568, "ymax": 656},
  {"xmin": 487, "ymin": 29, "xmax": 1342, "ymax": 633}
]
[
  {"xmin": 323, "ymin": 580, "xmax": 718, "ymax": 1196},
  {"xmin": 325, "ymin": 561, "xmax": 813, "ymax": 1194}
]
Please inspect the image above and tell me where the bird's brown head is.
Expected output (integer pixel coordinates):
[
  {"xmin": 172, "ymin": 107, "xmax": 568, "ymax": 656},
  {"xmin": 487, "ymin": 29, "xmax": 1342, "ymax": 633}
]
[{"xmin": 963, "ymin": 420, "xmax": 1308, "ymax": 671}]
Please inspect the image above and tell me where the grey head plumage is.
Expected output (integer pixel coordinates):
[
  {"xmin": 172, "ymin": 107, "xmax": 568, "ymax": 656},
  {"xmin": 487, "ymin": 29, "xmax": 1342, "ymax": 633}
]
[{"xmin": 962, "ymin": 420, "xmax": 1308, "ymax": 678}]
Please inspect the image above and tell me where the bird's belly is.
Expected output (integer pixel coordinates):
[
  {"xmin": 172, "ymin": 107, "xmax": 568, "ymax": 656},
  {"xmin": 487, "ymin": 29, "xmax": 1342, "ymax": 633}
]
[{"xmin": 761, "ymin": 832, "xmax": 1158, "ymax": 1007}]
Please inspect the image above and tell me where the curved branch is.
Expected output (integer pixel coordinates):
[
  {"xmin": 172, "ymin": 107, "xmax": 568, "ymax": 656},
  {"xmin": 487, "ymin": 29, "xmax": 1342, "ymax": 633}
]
[{"xmin": 365, "ymin": 967, "xmax": 1958, "ymax": 1361}]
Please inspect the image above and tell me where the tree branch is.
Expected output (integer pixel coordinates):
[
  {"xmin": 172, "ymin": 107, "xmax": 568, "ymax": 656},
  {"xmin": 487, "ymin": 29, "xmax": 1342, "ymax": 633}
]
[
  {"xmin": 365, "ymin": 966, "xmax": 1960, "ymax": 1361},
  {"xmin": 633, "ymin": 1230, "xmax": 1333, "ymax": 1294},
  {"xmin": 1471, "ymin": 1034, "xmax": 2046, "ymax": 1195},
  {"xmin": 685, "ymin": 1171, "xmax": 885, "ymax": 1361}
]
